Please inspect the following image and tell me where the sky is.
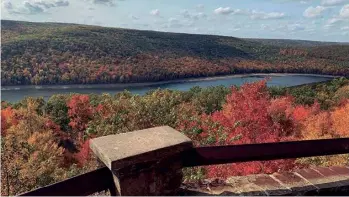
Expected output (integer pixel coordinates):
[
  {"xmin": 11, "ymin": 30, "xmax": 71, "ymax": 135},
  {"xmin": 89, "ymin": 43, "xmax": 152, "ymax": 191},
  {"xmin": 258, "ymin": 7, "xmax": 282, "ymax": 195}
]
[{"xmin": 1, "ymin": 0, "xmax": 349, "ymax": 42}]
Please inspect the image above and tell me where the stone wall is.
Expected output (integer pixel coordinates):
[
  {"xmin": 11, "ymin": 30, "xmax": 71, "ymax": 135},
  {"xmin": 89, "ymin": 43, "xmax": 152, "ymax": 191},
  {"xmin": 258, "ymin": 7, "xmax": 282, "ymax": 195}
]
[{"xmin": 180, "ymin": 166, "xmax": 349, "ymax": 196}]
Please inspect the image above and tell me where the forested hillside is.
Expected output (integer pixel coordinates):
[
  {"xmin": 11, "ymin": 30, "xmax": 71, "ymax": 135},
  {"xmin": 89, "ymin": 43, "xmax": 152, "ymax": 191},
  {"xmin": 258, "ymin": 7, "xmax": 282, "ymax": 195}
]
[
  {"xmin": 2, "ymin": 78, "xmax": 349, "ymax": 195},
  {"xmin": 2, "ymin": 20, "xmax": 349, "ymax": 85}
]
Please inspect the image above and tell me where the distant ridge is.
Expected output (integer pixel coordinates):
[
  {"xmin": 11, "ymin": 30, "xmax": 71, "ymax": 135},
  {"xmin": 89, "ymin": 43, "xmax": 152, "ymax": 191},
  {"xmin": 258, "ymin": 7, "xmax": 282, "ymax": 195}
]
[
  {"xmin": 1, "ymin": 20, "xmax": 349, "ymax": 86},
  {"xmin": 244, "ymin": 38, "xmax": 349, "ymax": 47}
]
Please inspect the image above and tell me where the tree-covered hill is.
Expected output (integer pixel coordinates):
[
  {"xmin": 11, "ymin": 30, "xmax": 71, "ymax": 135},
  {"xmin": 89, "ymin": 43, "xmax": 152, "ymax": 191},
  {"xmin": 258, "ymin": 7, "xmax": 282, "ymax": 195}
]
[
  {"xmin": 2, "ymin": 20, "xmax": 349, "ymax": 85},
  {"xmin": 244, "ymin": 38, "xmax": 349, "ymax": 47}
]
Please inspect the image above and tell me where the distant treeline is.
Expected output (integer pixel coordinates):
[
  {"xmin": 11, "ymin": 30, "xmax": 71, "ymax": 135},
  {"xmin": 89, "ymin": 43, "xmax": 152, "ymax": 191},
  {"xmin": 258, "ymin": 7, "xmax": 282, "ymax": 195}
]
[{"xmin": 1, "ymin": 20, "xmax": 349, "ymax": 85}]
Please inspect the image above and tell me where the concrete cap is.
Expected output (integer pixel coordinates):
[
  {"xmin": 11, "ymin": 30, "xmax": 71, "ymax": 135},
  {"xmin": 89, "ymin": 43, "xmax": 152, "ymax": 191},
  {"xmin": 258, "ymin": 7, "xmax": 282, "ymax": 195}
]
[{"xmin": 90, "ymin": 126, "xmax": 193, "ymax": 170}]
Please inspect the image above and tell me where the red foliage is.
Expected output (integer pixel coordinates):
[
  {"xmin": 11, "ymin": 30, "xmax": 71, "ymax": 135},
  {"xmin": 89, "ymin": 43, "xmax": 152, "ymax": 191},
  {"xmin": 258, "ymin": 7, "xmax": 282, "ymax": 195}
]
[
  {"xmin": 73, "ymin": 139, "xmax": 91, "ymax": 167},
  {"xmin": 1, "ymin": 107, "xmax": 17, "ymax": 136},
  {"xmin": 44, "ymin": 119, "xmax": 69, "ymax": 141},
  {"xmin": 268, "ymin": 96, "xmax": 298, "ymax": 137},
  {"xmin": 95, "ymin": 103, "xmax": 111, "ymax": 118},
  {"xmin": 67, "ymin": 95, "xmax": 93, "ymax": 142},
  {"xmin": 292, "ymin": 106, "xmax": 311, "ymax": 122},
  {"xmin": 210, "ymin": 80, "xmax": 281, "ymax": 144},
  {"xmin": 183, "ymin": 80, "xmax": 301, "ymax": 178}
]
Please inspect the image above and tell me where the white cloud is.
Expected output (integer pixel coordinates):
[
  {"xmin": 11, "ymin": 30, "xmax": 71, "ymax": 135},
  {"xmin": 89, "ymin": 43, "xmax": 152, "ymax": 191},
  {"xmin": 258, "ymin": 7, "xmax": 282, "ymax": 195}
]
[
  {"xmin": 328, "ymin": 17, "xmax": 343, "ymax": 24},
  {"xmin": 168, "ymin": 17, "xmax": 179, "ymax": 23},
  {"xmin": 213, "ymin": 7, "xmax": 284, "ymax": 20},
  {"xmin": 35, "ymin": 0, "xmax": 69, "ymax": 8},
  {"xmin": 274, "ymin": 22, "xmax": 309, "ymax": 32},
  {"xmin": 214, "ymin": 7, "xmax": 235, "ymax": 15},
  {"xmin": 234, "ymin": 9, "xmax": 245, "ymax": 14},
  {"xmin": 181, "ymin": 10, "xmax": 206, "ymax": 20},
  {"xmin": 321, "ymin": 0, "xmax": 348, "ymax": 6},
  {"xmin": 341, "ymin": 26, "xmax": 349, "ymax": 29},
  {"xmin": 54, "ymin": 0, "xmax": 69, "ymax": 7},
  {"xmin": 324, "ymin": 17, "xmax": 344, "ymax": 29},
  {"xmin": 162, "ymin": 17, "xmax": 190, "ymax": 28},
  {"xmin": 150, "ymin": 9, "xmax": 160, "ymax": 16},
  {"xmin": 2, "ymin": 1, "xmax": 13, "ymax": 10},
  {"xmin": 195, "ymin": 12, "xmax": 207, "ymax": 18},
  {"xmin": 300, "ymin": 1, "xmax": 309, "ymax": 4},
  {"xmin": 288, "ymin": 23, "xmax": 305, "ymax": 31},
  {"xmin": 340, "ymin": 4, "xmax": 349, "ymax": 18},
  {"xmin": 250, "ymin": 10, "xmax": 285, "ymax": 19},
  {"xmin": 303, "ymin": 6, "xmax": 327, "ymax": 18},
  {"xmin": 7, "ymin": 0, "xmax": 70, "ymax": 14},
  {"xmin": 92, "ymin": 0, "xmax": 116, "ymax": 6},
  {"xmin": 23, "ymin": 1, "xmax": 44, "ymax": 13},
  {"xmin": 260, "ymin": 24, "xmax": 270, "ymax": 30},
  {"xmin": 213, "ymin": 7, "xmax": 247, "ymax": 15},
  {"xmin": 324, "ymin": 4, "xmax": 349, "ymax": 28}
]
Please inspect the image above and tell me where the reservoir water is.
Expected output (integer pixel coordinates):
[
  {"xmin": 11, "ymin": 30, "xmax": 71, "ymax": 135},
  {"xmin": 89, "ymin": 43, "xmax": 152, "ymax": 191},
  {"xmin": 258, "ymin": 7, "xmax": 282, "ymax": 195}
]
[{"xmin": 1, "ymin": 74, "xmax": 335, "ymax": 103}]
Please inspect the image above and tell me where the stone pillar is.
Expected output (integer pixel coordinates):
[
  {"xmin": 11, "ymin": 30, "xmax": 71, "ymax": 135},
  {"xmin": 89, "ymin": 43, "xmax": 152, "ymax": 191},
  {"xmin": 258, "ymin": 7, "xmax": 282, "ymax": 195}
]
[{"xmin": 90, "ymin": 126, "xmax": 193, "ymax": 196}]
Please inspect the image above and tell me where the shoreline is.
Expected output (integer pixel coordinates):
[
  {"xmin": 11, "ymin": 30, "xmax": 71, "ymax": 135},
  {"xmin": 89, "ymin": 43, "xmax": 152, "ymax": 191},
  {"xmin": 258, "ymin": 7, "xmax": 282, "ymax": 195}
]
[{"xmin": 1, "ymin": 73, "xmax": 341, "ymax": 90}]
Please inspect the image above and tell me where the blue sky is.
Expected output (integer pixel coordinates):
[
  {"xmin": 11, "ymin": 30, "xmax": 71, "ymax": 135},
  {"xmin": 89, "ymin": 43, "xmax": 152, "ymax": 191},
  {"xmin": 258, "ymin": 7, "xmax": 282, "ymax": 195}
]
[{"xmin": 2, "ymin": 0, "xmax": 349, "ymax": 42}]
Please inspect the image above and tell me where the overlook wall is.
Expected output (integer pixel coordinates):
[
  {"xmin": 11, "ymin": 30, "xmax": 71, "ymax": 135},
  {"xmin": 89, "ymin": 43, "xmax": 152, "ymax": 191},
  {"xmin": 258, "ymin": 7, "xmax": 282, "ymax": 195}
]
[
  {"xmin": 180, "ymin": 166, "xmax": 349, "ymax": 196},
  {"xmin": 19, "ymin": 126, "xmax": 349, "ymax": 196}
]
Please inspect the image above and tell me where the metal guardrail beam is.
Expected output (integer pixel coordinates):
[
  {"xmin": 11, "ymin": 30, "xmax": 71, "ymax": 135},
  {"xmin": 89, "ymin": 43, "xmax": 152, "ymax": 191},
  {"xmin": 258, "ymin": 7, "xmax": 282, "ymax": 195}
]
[
  {"xmin": 182, "ymin": 137, "xmax": 349, "ymax": 167},
  {"xmin": 19, "ymin": 167, "xmax": 116, "ymax": 196},
  {"xmin": 19, "ymin": 138, "xmax": 349, "ymax": 196}
]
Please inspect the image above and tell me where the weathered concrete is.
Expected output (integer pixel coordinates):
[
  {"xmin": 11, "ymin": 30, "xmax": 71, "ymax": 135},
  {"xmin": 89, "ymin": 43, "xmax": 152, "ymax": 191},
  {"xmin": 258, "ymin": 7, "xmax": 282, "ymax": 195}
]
[
  {"xmin": 226, "ymin": 176, "xmax": 268, "ymax": 196},
  {"xmin": 90, "ymin": 126, "xmax": 192, "ymax": 170},
  {"xmin": 90, "ymin": 126, "xmax": 193, "ymax": 196},
  {"xmin": 294, "ymin": 168, "xmax": 340, "ymax": 191},
  {"xmin": 247, "ymin": 174, "xmax": 292, "ymax": 195},
  {"xmin": 181, "ymin": 166, "xmax": 349, "ymax": 196},
  {"xmin": 270, "ymin": 171, "xmax": 317, "ymax": 195}
]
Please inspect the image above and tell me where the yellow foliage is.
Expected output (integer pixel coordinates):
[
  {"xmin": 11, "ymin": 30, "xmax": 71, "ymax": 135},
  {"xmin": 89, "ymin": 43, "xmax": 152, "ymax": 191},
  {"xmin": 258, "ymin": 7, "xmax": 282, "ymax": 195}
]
[
  {"xmin": 331, "ymin": 102, "xmax": 349, "ymax": 137},
  {"xmin": 302, "ymin": 111, "xmax": 333, "ymax": 140},
  {"xmin": 297, "ymin": 154, "xmax": 349, "ymax": 167},
  {"xmin": 1, "ymin": 107, "xmax": 66, "ymax": 196},
  {"xmin": 298, "ymin": 99, "xmax": 349, "ymax": 167},
  {"xmin": 333, "ymin": 85, "xmax": 349, "ymax": 101}
]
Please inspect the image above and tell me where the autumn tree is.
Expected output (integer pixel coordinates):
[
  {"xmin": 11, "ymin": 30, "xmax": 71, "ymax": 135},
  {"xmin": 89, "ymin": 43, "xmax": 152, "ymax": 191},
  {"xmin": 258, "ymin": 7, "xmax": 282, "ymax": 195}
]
[
  {"xmin": 46, "ymin": 94, "xmax": 70, "ymax": 131},
  {"xmin": 179, "ymin": 80, "xmax": 300, "ymax": 178},
  {"xmin": 331, "ymin": 100, "xmax": 349, "ymax": 137},
  {"xmin": 296, "ymin": 99, "xmax": 349, "ymax": 167},
  {"xmin": 1, "ymin": 103, "xmax": 67, "ymax": 196},
  {"xmin": 67, "ymin": 95, "xmax": 93, "ymax": 142}
]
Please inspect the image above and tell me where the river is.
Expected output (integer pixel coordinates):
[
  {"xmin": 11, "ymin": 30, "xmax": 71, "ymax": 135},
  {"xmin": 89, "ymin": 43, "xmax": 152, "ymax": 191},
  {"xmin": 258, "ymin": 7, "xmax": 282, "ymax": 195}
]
[{"xmin": 1, "ymin": 74, "xmax": 335, "ymax": 103}]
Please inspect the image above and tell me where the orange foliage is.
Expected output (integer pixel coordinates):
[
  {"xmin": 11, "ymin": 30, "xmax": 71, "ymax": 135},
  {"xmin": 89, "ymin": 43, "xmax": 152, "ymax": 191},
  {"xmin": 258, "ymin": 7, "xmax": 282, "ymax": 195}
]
[
  {"xmin": 302, "ymin": 111, "xmax": 333, "ymax": 139},
  {"xmin": 300, "ymin": 99, "xmax": 349, "ymax": 139},
  {"xmin": 331, "ymin": 101, "xmax": 349, "ymax": 137},
  {"xmin": 181, "ymin": 82, "xmax": 348, "ymax": 178},
  {"xmin": 292, "ymin": 106, "xmax": 311, "ymax": 122},
  {"xmin": 1, "ymin": 107, "xmax": 17, "ymax": 136}
]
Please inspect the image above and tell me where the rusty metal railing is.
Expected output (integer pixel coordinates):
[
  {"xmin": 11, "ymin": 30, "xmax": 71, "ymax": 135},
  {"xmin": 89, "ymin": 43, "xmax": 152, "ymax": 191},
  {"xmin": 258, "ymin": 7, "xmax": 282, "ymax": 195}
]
[{"xmin": 19, "ymin": 137, "xmax": 349, "ymax": 196}]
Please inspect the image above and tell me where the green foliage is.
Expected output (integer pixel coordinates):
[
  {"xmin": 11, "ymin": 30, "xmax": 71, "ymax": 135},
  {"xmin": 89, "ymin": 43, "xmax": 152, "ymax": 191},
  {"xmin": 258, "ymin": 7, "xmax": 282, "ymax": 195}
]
[
  {"xmin": 45, "ymin": 94, "xmax": 70, "ymax": 130},
  {"xmin": 269, "ymin": 77, "xmax": 349, "ymax": 109},
  {"xmin": 184, "ymin": 85, "xmax": 230, "ymax": 114},
  {"xmin": 183, "ymin": 167, "xmax": 206, "ymax": 182}
]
